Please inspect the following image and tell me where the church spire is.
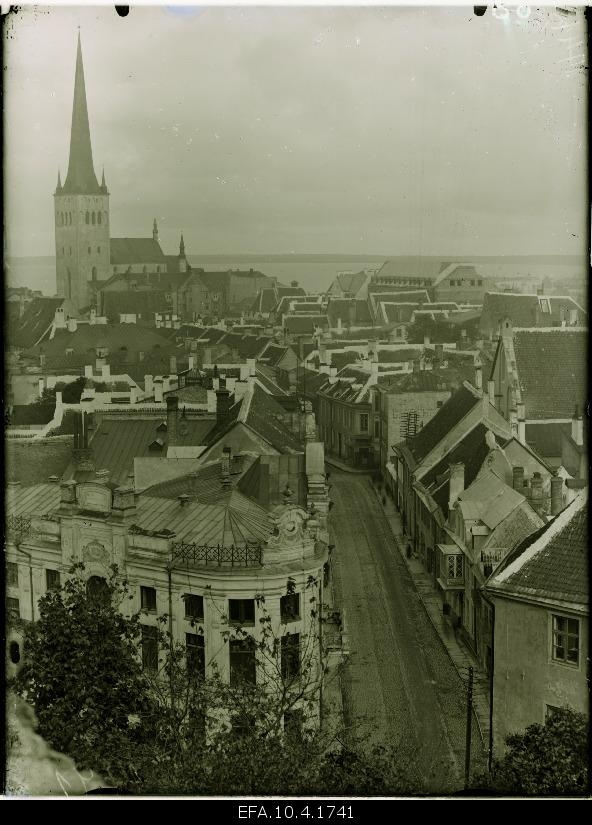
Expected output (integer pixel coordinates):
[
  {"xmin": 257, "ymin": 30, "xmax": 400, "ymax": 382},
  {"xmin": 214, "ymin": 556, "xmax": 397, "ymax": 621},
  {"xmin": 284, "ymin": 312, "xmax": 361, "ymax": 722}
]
[
  {"xmin": 153, "ymin": 219, "xmax": 159, "ymax": 243},
  {"xmin": 56, "ymin": 169, "xmax": 63, "ymax": 193},
  {"xmin": 62, "ymin": 32, "xmax": 100, "ymax": 194},
  {"xmin": 179, "ymin": 233, "xmax": 185, "ymax": 258}
]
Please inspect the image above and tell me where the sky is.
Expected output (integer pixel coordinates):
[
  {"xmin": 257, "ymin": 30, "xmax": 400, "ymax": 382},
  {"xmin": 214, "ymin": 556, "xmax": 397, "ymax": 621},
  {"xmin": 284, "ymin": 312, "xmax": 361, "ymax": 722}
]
[{"xmin": 3, "ymin": 4, "xmax": 588, "ymax": 259}]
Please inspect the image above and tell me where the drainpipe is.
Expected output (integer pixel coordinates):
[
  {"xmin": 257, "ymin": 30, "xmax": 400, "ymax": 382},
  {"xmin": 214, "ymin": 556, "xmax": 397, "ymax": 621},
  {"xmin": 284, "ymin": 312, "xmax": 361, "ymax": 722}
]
[
  {"xmin": 481, "ymin": 590, "xmax": 495, "ymax": 773},
  {"xmin": 167, "ymin": 561, "xmax": 175, "ymax": 714},
  {"xmin": 17, "ymin": 546, "xmax": 36, "ymax": 623}
]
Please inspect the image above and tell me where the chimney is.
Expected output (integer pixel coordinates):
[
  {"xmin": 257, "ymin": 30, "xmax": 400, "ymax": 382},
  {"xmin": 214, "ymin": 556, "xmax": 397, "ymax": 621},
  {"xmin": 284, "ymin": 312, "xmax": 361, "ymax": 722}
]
[
  {"xmin": 166, "ymin": 396, "xmax": 179, "ymax": 446},
  {"xmin": 246, "ymin": 358, "xmax": 256, "ymax": 377},
  {"xmin": 448, "ymin": 463, "xmax": 465, "ymax": 511},
  {"xmin": 551, "ymin": 475, "xmax": 564, "ymax": 516},
  {"xmin": 216, "ymin": 386, "xmax": 233, "ymax": 425},
  {"xmin": 569, "ymin": 308, "xmax": 578, "ymax": 326},
  {"xmin": 571, "ymin": 406, "xmax": 584, "ymax": 446},
  {"xmin": 154, "ymin": 379, "xmax": 164, "ymax": 403},
  {"xmin": 203, "ymin": 347, "xmax": 212, "ymax": 365},
  {"xmin": 89, "ymin": 307, "xmax": 97, "ymax": 325},
  {"xmin": 530, "ymin": 472, "xmax": 543, "ymax": 511},
  {"xmin": 101, "ymin": 363, "xmax": 110, "ymax": 381},
  {"xmin": 348, "ymin": 303, "xmax": 356, "ymax": 326},
  {"xmin": 512, "ymin": 466, "xmax": 525, "ymax": 492},
  {"xmin": 178, "ymin": 494, "xmax": 190, "ymax": 508},
  {"xmin": 488, "ymin": 379, "xmax": 496, "ymax": 406},
  {"xmin": 221, "ymin": 446, "xmax": 232, "ymax": 489},
  {"xmin": 328, "ymin": 366, "xmax": 338, "ymax": 384},
  {"xmin": 232, "ymin": 453, "xmax": 244, "ymax": 475},
  {"xmin": 188, "ymin": 355, "xmax": 195, "ymax": 371},
  {"xmin": 170, "ymin": 355, "xmax": 177, "ymax": 375},
  {"xmin": 84, "ymin": 365, "xmax": 93, "ymax": 379},
  {"xmin": 423, "ymin": 335, "xmax": 431, "ymax": 346},
  {"xmin": 474, "ymin": 360, "xmax": 482, "ymax": 391},
  {"xmin": 67, "ymin": 317, "xmax": 78, "ymax": 333},
  {"xmin": 412, "ymin": 359, "xmax": 420, "ymax": 374},
  {"xmin": 144, "ymin": 375, "xmax": 154, "ymax": 398},
  {"xmin": 38, "ymin": 377, "xmax": 45, "ymax": 398},
  {"xmin": 206, "ymin": 389, "xmax": 217, "ymax": 412}
]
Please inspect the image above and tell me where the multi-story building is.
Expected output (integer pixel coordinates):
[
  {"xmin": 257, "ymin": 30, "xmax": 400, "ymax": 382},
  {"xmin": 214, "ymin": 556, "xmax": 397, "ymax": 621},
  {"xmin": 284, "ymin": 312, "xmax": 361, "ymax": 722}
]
[
  {"xmin": 6, "ymin": 438, "xmax": 331, "ymax": 734},
  {"xmin": 484, "ymin": 491, "xmax": 588, "ymax": 753}
]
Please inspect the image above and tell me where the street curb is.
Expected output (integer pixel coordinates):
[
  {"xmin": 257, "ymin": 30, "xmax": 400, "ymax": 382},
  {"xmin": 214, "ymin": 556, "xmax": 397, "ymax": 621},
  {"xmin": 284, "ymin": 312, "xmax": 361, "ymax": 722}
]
[{"xmin": 369, "ymin": 481, "xmax": 489, "ymax": 754}]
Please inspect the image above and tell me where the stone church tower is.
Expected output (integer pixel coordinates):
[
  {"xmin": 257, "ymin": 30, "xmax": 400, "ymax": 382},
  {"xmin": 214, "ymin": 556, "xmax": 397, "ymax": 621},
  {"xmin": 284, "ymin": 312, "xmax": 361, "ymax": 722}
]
[{"xmin": 54, "ymin": 34, "xmax": 110, "ymax": 315}]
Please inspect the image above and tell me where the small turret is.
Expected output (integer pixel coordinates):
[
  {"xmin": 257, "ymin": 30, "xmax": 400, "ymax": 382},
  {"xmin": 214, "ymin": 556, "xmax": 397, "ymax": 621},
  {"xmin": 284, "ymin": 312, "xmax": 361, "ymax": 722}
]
[
  {"xmin": 153, "ymin": 218, "xmax": 159, "ymax": 243},
  {"xmin": 56, "ymin": 170, "xmax": 63, "ymax": 194},
  {"xmin": 99, "ymin": 167, "xmax": 108, "ymax": 194},
  {"xmin": 179, "ymin": 233, "xmax": 187, "ymax": 273}
]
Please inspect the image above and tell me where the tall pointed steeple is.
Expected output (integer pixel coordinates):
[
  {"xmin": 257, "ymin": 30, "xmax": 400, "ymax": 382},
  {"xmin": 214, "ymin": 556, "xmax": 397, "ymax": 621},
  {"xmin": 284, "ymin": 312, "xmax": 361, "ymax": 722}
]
[
  {"xmin": 179, "ymin": 233, "xmax": 185, "ymax": 258},
  {"xmin": 56, "ymin": 169, "xmax": 63, "ymax": 194},
  {"xmin": 63, "ymin": 33, "xmax": 100, "ymax": 194}
]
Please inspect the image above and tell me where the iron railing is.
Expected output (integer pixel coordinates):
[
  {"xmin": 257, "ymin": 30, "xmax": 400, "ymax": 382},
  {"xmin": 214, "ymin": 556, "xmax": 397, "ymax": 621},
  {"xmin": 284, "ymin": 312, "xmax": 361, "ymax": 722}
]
[{"xmin": 171, "ymin": 541, "xmax": 263, "ymax": 568}]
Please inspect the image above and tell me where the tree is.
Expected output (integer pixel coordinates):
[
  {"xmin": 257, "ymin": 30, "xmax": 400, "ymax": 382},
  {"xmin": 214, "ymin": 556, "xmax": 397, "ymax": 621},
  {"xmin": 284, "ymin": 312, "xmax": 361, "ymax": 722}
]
[
  {"xmin": 13, "ymin": 563, "xmax": 151, "ymax": 781},
  {"xmin": 477, "ymin": 708, "xmax": 589, "ymax": 796}
]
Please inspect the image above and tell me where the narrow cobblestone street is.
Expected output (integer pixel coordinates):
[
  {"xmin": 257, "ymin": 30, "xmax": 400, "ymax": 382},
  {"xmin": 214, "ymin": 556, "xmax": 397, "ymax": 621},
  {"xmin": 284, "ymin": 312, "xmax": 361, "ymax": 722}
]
[{"xmin": 329, "ymin": 472, "xmax": 487, "ymax": 794}]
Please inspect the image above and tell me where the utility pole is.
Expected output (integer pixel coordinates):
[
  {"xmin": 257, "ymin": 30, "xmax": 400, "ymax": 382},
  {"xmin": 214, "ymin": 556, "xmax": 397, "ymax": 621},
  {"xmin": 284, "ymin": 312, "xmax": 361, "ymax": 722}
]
[{"xmin": 464, "ymin": 665, "xmax": 474, "ymax": 790}]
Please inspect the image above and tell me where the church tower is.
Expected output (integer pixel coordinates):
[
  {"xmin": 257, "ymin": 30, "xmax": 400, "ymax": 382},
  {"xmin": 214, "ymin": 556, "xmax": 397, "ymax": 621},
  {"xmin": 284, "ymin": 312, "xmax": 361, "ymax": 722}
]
[{"xmin": 55, "ymin": 34, "xmax": 110, "ymax": 315}]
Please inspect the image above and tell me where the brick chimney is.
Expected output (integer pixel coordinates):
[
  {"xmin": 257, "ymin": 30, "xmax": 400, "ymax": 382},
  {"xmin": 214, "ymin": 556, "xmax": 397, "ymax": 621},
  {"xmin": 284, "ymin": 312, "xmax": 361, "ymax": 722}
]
[
  {"xmin": 169, "ymin": 355, "xmax": 177, "ymax": 375},
  {"xmin": 517, "ymin": 403, "xmax": 526, "ymax": 444},
  {"xmin": 512, "ymin": 466, "xmax": 525, "ymax": 491},
  {"xmin": 474, "ymin": 359, "xmax": 482, "ymax": 391},
  {"xmin": 166, "ymin": 396, "xmax": 179, "ymax": 445},
  {"xmin": 216, "ymin": 386, "xmax": 233, "ymax": 425},
  {"xmin": 550, "ymin": 475, "xmax": 564, "ymax": 516},
  {"xmin": 448, "ymin": 462, "xmax": 465, "ymax": 511}
]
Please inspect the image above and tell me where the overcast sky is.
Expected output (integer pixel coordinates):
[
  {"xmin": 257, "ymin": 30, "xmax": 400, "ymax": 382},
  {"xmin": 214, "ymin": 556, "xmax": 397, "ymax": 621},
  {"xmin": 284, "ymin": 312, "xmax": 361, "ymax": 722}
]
[{"xmin": 3, "ymin": 4, "xmax": 588, "ymax": 258}]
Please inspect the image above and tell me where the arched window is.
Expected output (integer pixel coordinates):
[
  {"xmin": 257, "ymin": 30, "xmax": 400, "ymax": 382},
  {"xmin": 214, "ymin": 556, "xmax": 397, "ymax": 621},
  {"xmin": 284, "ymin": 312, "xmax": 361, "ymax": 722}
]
[
  {"xmin": 92, "ymin": 266, "xmax": 97, "ymax": 281},
  {"xmin": 97, "ymin": 246, "xmax": 101, "ymax": 254},
  {"xmin": 92, "ymin": 211, "xmax": 96, "ymax": 225},
  {"xmin": 68, "ymin": 212, "xmax": 72, "ymax": 224},
  {"xmin": 61, "ymin": 247, "xmax": 65, "ymax": 256},
  {"xmin": 69, "ymin": 247, "xmax": 72, "ymax": 256},
  {"xmin": 87, "ymin": 576, "xmax": 110, "ymax": 603},
  {"xmin": 86, "ymin": 211, "xmax": 90, "ymax": 224},
  {"xmin": 97, "ymin": 212, "xmax": 102, "ymax": 225},
  {"xmin": 88, "ymin": 246, "xmax": 91, "ymax": 255}
]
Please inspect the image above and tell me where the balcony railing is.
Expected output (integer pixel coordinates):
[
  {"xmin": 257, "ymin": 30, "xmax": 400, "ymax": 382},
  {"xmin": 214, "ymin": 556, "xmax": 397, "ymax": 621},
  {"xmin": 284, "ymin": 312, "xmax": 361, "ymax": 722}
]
[{"xmin": 171, "ymin": 541, "xmax": 263, "ymax": 568}]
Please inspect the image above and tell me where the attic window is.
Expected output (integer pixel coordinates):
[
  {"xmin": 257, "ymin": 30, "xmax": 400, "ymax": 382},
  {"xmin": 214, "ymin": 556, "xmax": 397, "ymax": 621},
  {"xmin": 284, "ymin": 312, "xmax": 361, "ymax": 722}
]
[
  {"xmin": 156, "ymin": 421, "xmax": 167, "ymax": 432},
  {"xmin": 149, "ymin": 438, "xmax": 165, "ymax": 450},
  {"xmin": 66, "ymin": 348, "xmax": 74, "ymax": 356},
  {"xmin": 539, "ymin": 297, "xmax": 551, "ymax": 314}
]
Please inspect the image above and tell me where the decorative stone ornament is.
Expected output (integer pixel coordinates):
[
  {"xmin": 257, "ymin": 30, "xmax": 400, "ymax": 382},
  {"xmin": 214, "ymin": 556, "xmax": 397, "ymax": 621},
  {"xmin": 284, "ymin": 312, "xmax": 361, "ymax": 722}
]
[{"xmin": 82, "ymin": 540, "xmax": 109, "ymax": 566}]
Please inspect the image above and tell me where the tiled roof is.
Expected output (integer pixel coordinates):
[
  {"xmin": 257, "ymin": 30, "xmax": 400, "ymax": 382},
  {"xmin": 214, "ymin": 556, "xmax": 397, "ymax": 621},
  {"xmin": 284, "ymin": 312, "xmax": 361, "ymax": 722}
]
[
  {"xmin": 480, "ymin": 292, "xmax": 586, "ymax": 333},
  {"xmin": 10, "ymin": 298, "xmax": 64, "ymax": 350},
  {"xmin": 164, "ymin": 384, "xmax": 208, "ymax": 404},
  {"xmin": 480, "ymin": 503, "xmax": 544, "ymax": 566},
  {"xmin": 455, "ymin": 470, "xmax": 525, "ymax": 528},
  {"xmin": 380, "ymin": 302, "xmax": 424, "ymax": 324},
  {"xmin": 110, "ymin": 238, "xmax": 166, "ymax": 265},
  {"xmin": 102, "ymin": 291, "xmax": 171, "ymax": 321},
  {"xmin": 238, "ymin": 453, "xmax": 307, "ymax": 509},
  {"xmin": 513, "ymin": 329, "xmax": 587, "ymax": 419},
  {"xmin": 30, "ymin": 324, "xmax": 173, "ymax": 359},
  {"xmin": 374, "ymin": 259, "xmax": 445, "ymax": 282},
  {"xmin": 260, "ymin": 344, "xmax": 290, "ymax": 367},
  {"xmin": 524, "ymin": 422, "xmax": 571, "ymax": 459},
  {"xmin": 255, "ymin": 365, "xmax": 289, "ymax": 396},
  {"xmin": 144, "ymin": 455, "xmax": 253, "ymax": 502},
  {"xmin": 331, "ymin": 270, "xmax": 369, "ymax": 297},
  {"xmin": 64, "ymin": 414, "xmax": 217, "ymax": 488},
  {"xmin": 421, "ymin": 423, "xmax": 504, "ymax": 514},
  {"xmin": 487, "ymin": 491, "xmax": 588, "ymax": 605},
  {"xmin": 251, "ymin": 287, "xmax": 278, "ymax": 314},
  {"xmin": 368, "ymin": 289, "xmax": 431, "ymax": 304},
  {"xmin": 284, "ymin": 315, "xmax": 328, "ymax": 334},
  {"xmin": 379, "ymin": 365, "xmax": 469, "ymax": 395},
  {"xmin": 243, "ymin": 384, "xmax": 303, "ymax": 452},
  {"xmin": 5, "ymin": 439, "xmax": 74, "ymax": 486},
  {"xmin": 327, "ymin": 299, "xmax": 373, "ymax": 327},
  {"xmin": 404, "ymin": 384, "xmax": 482, "ymax": 464},
  {"xmin": 8, "ymin": 404, "xmax": 55, "ymax": 426}
]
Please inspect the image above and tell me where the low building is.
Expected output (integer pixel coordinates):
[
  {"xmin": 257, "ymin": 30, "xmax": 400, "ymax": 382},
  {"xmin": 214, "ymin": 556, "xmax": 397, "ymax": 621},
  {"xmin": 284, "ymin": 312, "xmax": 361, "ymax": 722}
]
[
  {"xmin": 484, "ymin": 491, "xmax": 588, "ymax": 753},
  {"xmin": 479, "ymin": 292, "xmax": 586, "ymax": 340}
]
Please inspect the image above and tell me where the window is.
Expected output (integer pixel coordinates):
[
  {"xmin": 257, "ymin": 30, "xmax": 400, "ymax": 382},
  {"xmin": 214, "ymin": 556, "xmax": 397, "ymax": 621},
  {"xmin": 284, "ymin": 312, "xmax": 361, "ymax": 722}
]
[
  {"xmin": 91, "ymin": 211, "xmax": 96, "ymax": 225},
  {"xmin": 280, "ymin": 593, "xmax": 300, "ymax": 623},
  {"xmin": 141, "ymin": 625, "xmax": 158, "ymax": 672},
  {"xmin": 97, "ymin": 212, "xmax": 102, "ymax": 225},
  {"xmin": 449, "ymin": 280, "xmax": 454, "ymax": 287},
  {"xmin": 141, "ymin": 586, "xmax": 157, "ymax": 612},
  {"xmin": 186, "ymin": 633, "xmax": 205, "ymax": 678},
  {"xmin": 446, "ymin": 554, "xmax": 464, "ymax": 581},
  {"xmin": 7, "ymin": 598, "xmax": 20, "ymax": 621},
  {"xmin": 374, "ymin": 420, "xmax": 380, "ymax": 438},
  {"xmin": 546, "ymin": 704, "xmax": 562, "ymax": 720},
  {"xmin": 437, "ymin": 400, "xmax": 444, "ymax": 408},
  {"xmin": 281, "ymin": 633, "xmax": 301, "ymax": 681},
  {"xmin": 46, "ymin": 569, "xmax": 61, "ymax": 591},
  {"xmin": 97, "ymin": 246, "xmax": 101, "ymax": 254},
  {"xmin": 359, "ymin": 414, "xmax": 369, "ymax": 432},
  {"xmin": 7, "ymin": 562, "xmax": 18, "ymax": 587},
  {"xmin": 92, "ymin": 266, "xmax": 97, "ymax": 282},
  {"xmin": 86, "ymin": 211, "xmax": 90, "ymax": 224},
  {"xmin": 184, "ymin": 593, "xmax": 204, "ymax": 620},
  {"xmin": 231, "ymin": 712, "xmax": 256, "ymax": 739},
  {"xmin": 229, "ymin": 598, "xmax": 255, "ymax": 626},
  {"xmin": 470, "ymin": 280, "xmax": 475, "ymax": 286},
  {"xmin": 552, "ymin": 615, "xmax": 579, "ymax": 665},
  {"xmin": 9, "ymin": 640, "xmax": 21, "ymax": 665},
  {"xmin": 477, "ymin": 280, "xmax": 483, "ymax": 287},
  {"xmin": 229, "ymin": 638, "xmax": 256, "ymax": 685},
  {"xmin": 400, "ymin": 410, "xmax": 419, "ymax": 439},
  {"xmin": 88, "ymin": 246, "xmax": 91, "ymax": 255}
]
